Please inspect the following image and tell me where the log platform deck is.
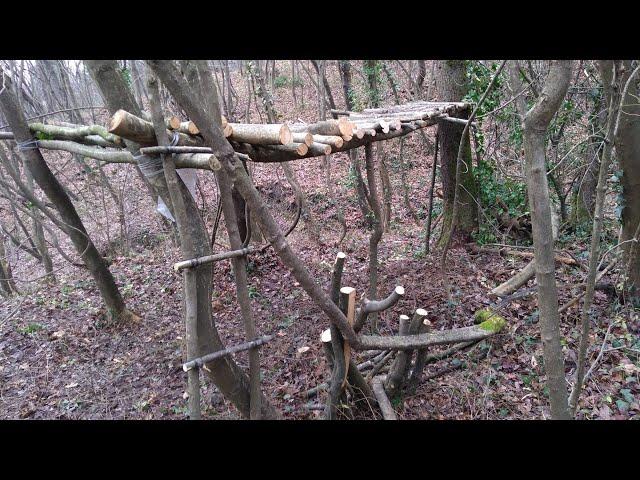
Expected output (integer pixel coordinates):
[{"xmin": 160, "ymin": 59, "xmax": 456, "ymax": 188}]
[{"xmin": 0, "ymin": 101, "xmax": 470, "ymax": 167}]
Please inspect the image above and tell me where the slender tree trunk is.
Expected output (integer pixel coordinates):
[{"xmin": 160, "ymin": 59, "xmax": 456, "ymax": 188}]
[
  {"xmin": 416, "ymin": 60, "xmax": 427, "ymax": 88},
  {"xmin": 364, "ymin": 60, "xmax": 381, "ymax": 108},
  {"xmin": 311, "ymin": 60, "xmax": 337, "ymax": 112},
  {"xmin": 572, "ymin": 89, "xmax": 604, "ymax": 226},
  {"xmin": 522, "ymin": 60, "xmax": 573, "ymax": 420},
  {"xmin": 148, "ymin": 73, "xmax": 201, "ymax": 419},
  {"xmin": 0, "ymin": 234, "xmax": 18, "ymax": 296},
  {"xmin": 192, "ymin": 57, "xmax": 263, "ymax": 421},
  {"xmin": 364, "ymin": 144, "xmax": 384, "ymax": 332},
  {"xmin": 338, "ymin": 60, "xmax": 372, "ymax": 224},
  {"xmin": 362, "ymin": 62, "xmax": 385, "ymax": 331},
  {"xmin": 569, "ymin": 60, "xmax": 628, "ymax": 415},
  {"xmin": 23, "ymin": 158, "xmax": 55, "ymax": 282}
]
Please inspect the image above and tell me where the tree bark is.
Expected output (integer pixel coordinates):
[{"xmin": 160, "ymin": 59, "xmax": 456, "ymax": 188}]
[
  {"xmin": 433, "ymin": 60, "xmax": 478, "ymax": 245},
  {"xmin": 148, "ymin": 72, "xmax": 201, "ymax": 419},
  {"xmin": 613, "ymin": 60, "xmax": 640, "ymax": 303},
  {"xmin": 522, "ymin": 60, "xmax": 572, "ymax": 420},
  {"xmin": 364, "ymin": 143, "xmax": 384, "ymax": 332}
]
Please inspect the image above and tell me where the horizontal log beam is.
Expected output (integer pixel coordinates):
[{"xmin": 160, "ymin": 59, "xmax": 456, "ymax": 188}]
[
  {"xmin": 174, "ymin": 246, "xmax": 256, "ymax": 271},
  {"xmin": 289, "ymin": 118, "xmax": 353, "ymax": 138},
  {"xmin": 183, "ymin": 335, "xmax": 274, "ymax": 371},
  {"xmin": 228, "ymin": 122, "xmax": 292, "ymax": 145},
  {"xmin": 355, "ymin": 321, "xmax": 505, "ymax": 351},
  {"xmin": 34, "ymin": 140, "xmax": 219, "ymax": 170},
  {"xmin": 311, "ymin": 134, "xmax": 343, "ymax": 149},
  {"xmin": 109, "ymin": 109, "xmax": 203, "ymax": 147}
]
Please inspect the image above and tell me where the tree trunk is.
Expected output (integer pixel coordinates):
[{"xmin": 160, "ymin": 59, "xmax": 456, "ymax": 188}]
[
  {"xmin": 613, "ymin": 60, "xmax": 640, "ymax": 303},
  {"xmin": 433, "ymin": 60, "xmax": 478, "ymax": 245},
  {"xmin": 148, "ymin": 73, "xmax": 202, "ymax": 419},
  {"xmin": 572, "ymin": 88, "xmax": 604, "ymax": 226},
  {"xmin": 364, "ymin": 144, "xmax": 384, "ymax": 332},
  {"xmin": 569, "ymin": 60, "xmax": 629, "ymax": 415},
  {"xmin": 145, "ymin": 63, "xmax": 279, "ymax": 420},
  {"xmin": 310, "ymin": 60, "xmax": 337, "ymax": 112},
  {"xmin": 522, "ymin": 60, "xmax": 572, "ymax": 420},
  {"xmin": 23, "ymin": 158, "xmax": 55, "ymax": 282},
  {"xmin": 337, "ymin": 61, "xmax": 372, "ymax": 225},
  {"xmin": 0, "ymin": 234, "xmax": 18, "ymax": 296},
  {"xmin": 364, "ymin": 60, "xmax": 381, "ymax": 108}
]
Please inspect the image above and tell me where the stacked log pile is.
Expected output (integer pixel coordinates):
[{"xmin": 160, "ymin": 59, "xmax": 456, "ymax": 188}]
[{"xmin": 0, "ymin": 101, "xmax": 470, "ymax": 169}]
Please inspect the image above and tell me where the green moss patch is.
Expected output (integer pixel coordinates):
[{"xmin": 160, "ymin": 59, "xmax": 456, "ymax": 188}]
[{"xmin": 474, "ymin": 308, "xmax": 506, "ymax": 333}]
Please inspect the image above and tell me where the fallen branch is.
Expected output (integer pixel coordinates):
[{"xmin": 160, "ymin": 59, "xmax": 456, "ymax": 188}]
[{"xmin": 372, "ymin": 375, "xmax": 397, "ymax": 420}]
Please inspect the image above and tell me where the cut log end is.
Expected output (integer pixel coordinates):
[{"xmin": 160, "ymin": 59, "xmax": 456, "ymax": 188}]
[
  {"xmin": 303, "ymin": 132, "xmax": 313, "ymax": 146},
  {"xmin": 336, "ymin": 252, "xmax": 347, "ymax": 259},
  {"xmin": 337, "ymin": 117, "xmax": 354, "ymax": 138},
  {"xmin": 295, "ymin": 143, "xmax": 308, "ymax": 156},
  {"xmin": 340, "ymin": 286, "xmax": 356, "ymax": 295},
  {"xmin": 395, "ymin": 286, "xmax": 405, "ymax": 296},
  {"xmin": 187, "ymin": 121, "xmax": 200, "ymax": 135},
  {"xmin": 321, "ymin": 328, "xmax": 332, "ymax": 343},
  {"xmin": 168, "ymin": 116, "xmax": 181, "ymax": 130},
  {"xmin": 108, "ymin": 110, "xmax": 127, "ymax": 134},
  {"xmin": 223, "ymin": 124, "xmax": 233, "ymax": 138},
  {"xmin": 208, "ymin": 155, "xmax": 221, "ymax": 171},
  {"xmin": 279, "ymin": 125, "xmax": 293, "ymax": 145},
  {"xmin": 415, "ymin": 308, "xmax": 428, "ymax": 317}
]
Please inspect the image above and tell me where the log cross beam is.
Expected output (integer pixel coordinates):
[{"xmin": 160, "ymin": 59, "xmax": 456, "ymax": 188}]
[
  {"xmin": 173, "ymin": 247, "xmax": 256, "ymax": 271},
  {"xmin": 183, "ymin": 335, "xmax": 274, "ymax": 371}
]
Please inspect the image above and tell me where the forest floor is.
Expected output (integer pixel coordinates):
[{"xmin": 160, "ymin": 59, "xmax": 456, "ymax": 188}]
[{"xmin": 1, "ymin": 63, "xmax": 639, "ymax": 420}]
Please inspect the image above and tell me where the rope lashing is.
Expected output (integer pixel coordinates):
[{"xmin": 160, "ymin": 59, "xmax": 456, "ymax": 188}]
[{"xmin": 16, "ymin": 138, "xmax": 40, "ymax": 151}]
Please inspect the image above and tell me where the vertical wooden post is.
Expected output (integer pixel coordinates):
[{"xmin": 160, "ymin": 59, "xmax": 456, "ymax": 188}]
[{"xmin": 339, "ymin": 286, "xmax": 356, "ymax": 388}]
